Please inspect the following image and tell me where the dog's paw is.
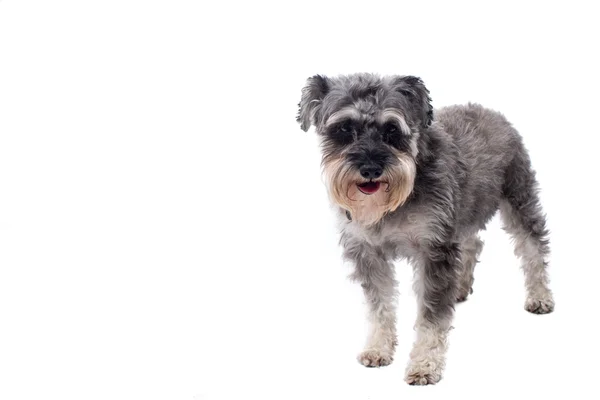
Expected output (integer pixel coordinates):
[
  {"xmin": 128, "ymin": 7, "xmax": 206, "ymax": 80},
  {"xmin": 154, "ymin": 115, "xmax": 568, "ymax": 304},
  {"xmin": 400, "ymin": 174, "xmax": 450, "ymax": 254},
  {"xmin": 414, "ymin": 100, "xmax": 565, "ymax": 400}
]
[
  {"xmin": 525, "ymin": 296, "xmax": 555, "ymax": 314},
  {"xmin": 357, "ymin": 349, "xmax": 393, "ymax": 367},
  {"xmin": 405, "ymin": 361, "xmax": 442, "ymax": 385}
]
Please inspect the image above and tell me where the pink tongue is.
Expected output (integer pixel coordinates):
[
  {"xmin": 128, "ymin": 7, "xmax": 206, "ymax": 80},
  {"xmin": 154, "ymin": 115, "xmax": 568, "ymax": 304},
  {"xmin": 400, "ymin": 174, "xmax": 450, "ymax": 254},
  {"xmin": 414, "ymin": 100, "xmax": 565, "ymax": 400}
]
[{"xmin": 357, "ymin": 181, "xmax": 381, "ymax": 194}]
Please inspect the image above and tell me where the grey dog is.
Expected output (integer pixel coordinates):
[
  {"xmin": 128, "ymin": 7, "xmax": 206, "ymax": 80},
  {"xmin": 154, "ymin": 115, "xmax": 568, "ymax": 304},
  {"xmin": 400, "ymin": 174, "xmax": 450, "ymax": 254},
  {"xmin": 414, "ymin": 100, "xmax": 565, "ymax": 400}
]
[{"xmin": 296, "ymin": 73, "xmax": 554, "ymax": 385}]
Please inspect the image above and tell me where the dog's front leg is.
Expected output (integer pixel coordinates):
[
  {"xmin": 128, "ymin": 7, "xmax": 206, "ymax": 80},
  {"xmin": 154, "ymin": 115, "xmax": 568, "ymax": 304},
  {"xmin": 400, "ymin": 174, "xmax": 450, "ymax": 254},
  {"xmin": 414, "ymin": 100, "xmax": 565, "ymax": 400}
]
[
  {"xmin": 346, "ymin": 244, "xmax": 398, "ymax": 367},
  {"xmin": 405, "ymin": 243, "xmax": 460, "ymax": 385}
]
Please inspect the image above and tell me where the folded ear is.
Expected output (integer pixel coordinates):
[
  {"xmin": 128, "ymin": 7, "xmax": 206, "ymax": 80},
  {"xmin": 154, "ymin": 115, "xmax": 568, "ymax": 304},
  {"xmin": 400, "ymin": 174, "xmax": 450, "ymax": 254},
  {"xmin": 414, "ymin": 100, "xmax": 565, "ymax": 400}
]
[
  {"xmin": 296, "ymin": 75, "xmax": 330, "ymax": 132},
  {"xmin": 392, "ymin": 75, "xmax": 433, "ymax": 128}
]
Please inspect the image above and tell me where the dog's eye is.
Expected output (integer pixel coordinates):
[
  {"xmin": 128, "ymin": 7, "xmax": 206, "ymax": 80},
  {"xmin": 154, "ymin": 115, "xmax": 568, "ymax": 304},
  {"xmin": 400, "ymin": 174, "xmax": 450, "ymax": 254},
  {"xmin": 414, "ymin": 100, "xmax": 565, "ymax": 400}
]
[
  {"xmin": 329, "ymin": 121, "xmax": 354, "ymax": 145},
  {"xmin": 339, "ymin": 121, "xmax": 353, "ymax": 133},
  {"xmin": 382, "ymin": 123, "xmax": 407, "ymax": 148},
  {"xmin": 383, "ymin": 123, "xmax": 398, "ymax": 134}
]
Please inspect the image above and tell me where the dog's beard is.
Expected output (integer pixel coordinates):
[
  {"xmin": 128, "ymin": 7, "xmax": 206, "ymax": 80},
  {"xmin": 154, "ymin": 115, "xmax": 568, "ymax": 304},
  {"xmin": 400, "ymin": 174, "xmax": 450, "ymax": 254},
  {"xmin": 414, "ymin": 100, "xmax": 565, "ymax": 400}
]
[{"xmin": 323, "ymin": 154, "xmax": 416, "ymax": 226}]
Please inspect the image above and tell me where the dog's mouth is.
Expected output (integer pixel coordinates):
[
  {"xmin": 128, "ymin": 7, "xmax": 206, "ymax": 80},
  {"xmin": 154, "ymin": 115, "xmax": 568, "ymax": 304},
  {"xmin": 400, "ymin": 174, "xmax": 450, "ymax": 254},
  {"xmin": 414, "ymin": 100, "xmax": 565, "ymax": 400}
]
[{"xmin": 357, "ymin": 181, "xmax": 382, "ymax": 195}]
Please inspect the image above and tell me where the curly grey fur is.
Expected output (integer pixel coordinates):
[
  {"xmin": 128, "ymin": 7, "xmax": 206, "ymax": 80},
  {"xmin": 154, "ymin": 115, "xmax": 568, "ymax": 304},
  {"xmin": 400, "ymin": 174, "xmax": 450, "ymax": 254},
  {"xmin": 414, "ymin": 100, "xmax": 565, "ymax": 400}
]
[{"xmin": 297, "ymin": 73, "xmax": 554, "ymax": 385}]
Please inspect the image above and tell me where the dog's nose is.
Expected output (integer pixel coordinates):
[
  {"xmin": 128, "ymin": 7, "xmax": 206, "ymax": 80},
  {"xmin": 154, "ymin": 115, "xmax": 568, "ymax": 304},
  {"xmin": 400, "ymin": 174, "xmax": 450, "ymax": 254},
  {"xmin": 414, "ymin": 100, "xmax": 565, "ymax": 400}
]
[{"xmin": 359, "ymin": 164, "xmax": 383, "ymax": 180}]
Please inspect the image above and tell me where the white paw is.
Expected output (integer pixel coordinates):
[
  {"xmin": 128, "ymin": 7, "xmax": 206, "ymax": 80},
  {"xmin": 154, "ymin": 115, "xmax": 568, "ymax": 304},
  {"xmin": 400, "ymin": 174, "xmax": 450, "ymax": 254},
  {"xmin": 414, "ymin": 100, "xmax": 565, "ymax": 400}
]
[
  {"xmin": 357, "ymin": 348, "xmax": 394, "ymax": 367},
  {"xmin": 405, "ymin": 359, "xmax": 443, "ymax": 385},
  {"xmin": 525, "ymin": 295, "xmax": 555, "ymax": 314}
]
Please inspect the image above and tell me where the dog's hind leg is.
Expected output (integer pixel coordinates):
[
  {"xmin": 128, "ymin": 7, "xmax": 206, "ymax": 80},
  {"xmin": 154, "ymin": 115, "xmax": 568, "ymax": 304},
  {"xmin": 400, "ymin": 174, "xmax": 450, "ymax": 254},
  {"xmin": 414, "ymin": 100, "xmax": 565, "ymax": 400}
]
[
  {"xmin": 344, "ymin": 242, "xmax": 398, "ymax": 368},
  {"xmin": 456, "ymin": 235, "xmax": 484, "ymax": 302},
  {"xmin": 500, "ymin": 150, "xmax": 554, "ymax": 314}
]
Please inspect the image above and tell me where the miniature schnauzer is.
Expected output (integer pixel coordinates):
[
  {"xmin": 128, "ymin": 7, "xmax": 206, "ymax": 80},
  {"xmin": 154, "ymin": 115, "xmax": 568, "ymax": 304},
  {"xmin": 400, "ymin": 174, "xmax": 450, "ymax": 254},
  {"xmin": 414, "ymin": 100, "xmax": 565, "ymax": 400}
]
[{"xmin": 296, "ymin": 73, "xmax": 554, "ymax": 385}]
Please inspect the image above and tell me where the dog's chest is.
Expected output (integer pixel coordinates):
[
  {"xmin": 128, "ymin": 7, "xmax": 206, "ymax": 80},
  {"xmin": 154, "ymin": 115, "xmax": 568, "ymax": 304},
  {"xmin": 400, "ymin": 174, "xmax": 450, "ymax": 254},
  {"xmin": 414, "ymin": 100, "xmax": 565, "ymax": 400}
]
[{"xmin": 340, "ymin": 209, "xmax": 432, "ymax": 257}]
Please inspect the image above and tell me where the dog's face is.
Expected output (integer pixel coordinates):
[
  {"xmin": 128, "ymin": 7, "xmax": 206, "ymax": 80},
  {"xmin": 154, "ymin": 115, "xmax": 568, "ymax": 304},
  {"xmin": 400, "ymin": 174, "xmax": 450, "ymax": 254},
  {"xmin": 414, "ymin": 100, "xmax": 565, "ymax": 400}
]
[{"xmin": 297, "ymin": 73, "xmax": 433, "ymax": 226}]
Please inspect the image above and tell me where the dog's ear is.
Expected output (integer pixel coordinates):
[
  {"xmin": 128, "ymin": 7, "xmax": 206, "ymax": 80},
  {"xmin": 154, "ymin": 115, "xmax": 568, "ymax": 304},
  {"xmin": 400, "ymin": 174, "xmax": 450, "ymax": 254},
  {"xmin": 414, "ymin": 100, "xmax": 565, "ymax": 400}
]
[
  {"xmin": 297, "ymin": 75, "xmax": 330, "ymax": 132},
  {"xmin": 392, "ymin": 76, "xmax": 433, "ymax": 128}
]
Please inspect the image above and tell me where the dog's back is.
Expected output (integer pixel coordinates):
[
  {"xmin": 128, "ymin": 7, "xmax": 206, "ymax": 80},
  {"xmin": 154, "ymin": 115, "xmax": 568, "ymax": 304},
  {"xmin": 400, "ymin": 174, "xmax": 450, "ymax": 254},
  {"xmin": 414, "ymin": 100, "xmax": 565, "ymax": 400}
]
[
  {"xmin": 436, "ymin": 103, "xmax": 521, "ymax": 164},
  {"xmin": 433, "ymin": 103, "xmax": 529, "ymax": 231}
]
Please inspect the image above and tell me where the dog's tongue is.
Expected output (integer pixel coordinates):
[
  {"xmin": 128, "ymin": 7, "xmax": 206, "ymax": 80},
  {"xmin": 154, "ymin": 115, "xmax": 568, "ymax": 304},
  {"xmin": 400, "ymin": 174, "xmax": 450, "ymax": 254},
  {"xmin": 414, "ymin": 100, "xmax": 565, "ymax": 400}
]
[{"xmin": 357, "ymin": 181, "xmax": 381, "ymax": 195}]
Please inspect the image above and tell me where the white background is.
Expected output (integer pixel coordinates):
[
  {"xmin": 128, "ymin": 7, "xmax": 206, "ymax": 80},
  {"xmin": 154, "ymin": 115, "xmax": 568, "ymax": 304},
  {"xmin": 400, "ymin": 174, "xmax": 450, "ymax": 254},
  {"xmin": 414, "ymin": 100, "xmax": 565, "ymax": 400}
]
[{"xmin": 1, "ymin": 1, "xmax": 599, "ymax": 399}]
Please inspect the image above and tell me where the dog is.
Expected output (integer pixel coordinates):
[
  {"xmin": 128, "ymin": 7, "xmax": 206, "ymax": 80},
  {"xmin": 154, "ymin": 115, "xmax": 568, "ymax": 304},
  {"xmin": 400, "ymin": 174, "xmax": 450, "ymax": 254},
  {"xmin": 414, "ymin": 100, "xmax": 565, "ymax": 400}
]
[{"xmin": 296, "ymin": 73, "xmax": 554, "ymax": 385}]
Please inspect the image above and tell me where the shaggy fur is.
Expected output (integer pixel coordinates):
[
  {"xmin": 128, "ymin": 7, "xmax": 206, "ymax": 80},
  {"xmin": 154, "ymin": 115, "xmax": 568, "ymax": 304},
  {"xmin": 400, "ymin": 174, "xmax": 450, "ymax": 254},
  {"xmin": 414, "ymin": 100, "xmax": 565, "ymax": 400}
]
[{"xmin": 296, "ymin": 73, "xmax": 554, "ymax": 385}]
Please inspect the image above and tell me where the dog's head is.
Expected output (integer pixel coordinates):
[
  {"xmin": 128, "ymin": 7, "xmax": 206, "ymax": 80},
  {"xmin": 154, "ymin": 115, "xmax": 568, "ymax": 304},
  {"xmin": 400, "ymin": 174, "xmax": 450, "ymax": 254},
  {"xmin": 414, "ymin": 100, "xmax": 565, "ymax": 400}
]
[{"xmin": 297, "ymin": 73, "xmax": 432, "ymax": 226}]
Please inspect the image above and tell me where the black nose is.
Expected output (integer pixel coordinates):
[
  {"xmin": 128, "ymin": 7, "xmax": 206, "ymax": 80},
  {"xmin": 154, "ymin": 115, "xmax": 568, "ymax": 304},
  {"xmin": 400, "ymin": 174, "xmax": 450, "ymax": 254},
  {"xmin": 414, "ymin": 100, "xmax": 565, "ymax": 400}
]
[{"xmin": 359, "ymin": 164, "xmax": 383, "ymax": 180}]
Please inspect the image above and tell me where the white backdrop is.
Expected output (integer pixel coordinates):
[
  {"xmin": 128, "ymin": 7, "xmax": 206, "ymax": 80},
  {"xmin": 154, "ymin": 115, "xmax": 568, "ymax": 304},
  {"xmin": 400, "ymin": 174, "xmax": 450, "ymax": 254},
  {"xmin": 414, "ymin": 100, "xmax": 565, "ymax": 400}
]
[{"xmin": 1, "ymin": 1, "xmax": 599, "ymax": 399}]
